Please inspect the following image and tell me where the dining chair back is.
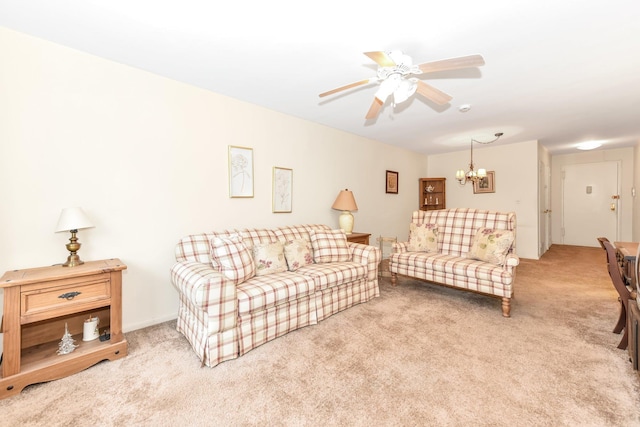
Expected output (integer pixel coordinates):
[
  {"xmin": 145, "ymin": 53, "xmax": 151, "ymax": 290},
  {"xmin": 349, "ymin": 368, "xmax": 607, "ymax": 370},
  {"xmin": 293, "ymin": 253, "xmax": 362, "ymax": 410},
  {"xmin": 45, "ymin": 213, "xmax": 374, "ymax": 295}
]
[{"xmin": 603, "ymin": 240, "xmax": 632, "ymax": 349}]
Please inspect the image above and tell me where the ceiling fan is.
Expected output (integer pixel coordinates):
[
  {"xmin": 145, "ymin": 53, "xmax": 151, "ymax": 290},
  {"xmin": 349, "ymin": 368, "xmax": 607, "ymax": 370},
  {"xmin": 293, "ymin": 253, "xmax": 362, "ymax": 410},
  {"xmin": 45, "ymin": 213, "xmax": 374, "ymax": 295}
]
[{"xmin": 319, "ymin": 51, "xmax": 485, "ymax": 119}]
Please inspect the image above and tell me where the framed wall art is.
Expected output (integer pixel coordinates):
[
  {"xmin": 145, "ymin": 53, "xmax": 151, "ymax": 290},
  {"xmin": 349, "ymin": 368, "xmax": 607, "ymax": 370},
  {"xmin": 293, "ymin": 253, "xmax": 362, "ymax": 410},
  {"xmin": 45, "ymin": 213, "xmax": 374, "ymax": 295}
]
[
  {"xmin": 386, "ymin": 170, "xmax": 399, "ymax": 194},
  {"xmin": 473, "ymin": 171, "xmax": 495, "ymax": 194},
  {"xmin": 228, "ymin": 145, "xmax": 254, "ymax": 198},
  {"xmin": 272, "ymin": 167, "xmax": 293, "ymax": 213}
]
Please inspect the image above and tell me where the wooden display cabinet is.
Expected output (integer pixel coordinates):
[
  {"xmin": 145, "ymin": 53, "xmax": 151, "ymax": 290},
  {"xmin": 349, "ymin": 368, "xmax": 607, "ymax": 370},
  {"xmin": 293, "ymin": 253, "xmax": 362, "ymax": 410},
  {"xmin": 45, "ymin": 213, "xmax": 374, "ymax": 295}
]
[
  {"xmin": 0, "ymin": 259, "xmax": 127, "ymax": 399},
  {"xmin": 419, "ymin": 178, "xmax": 446, "ymax": 211}
]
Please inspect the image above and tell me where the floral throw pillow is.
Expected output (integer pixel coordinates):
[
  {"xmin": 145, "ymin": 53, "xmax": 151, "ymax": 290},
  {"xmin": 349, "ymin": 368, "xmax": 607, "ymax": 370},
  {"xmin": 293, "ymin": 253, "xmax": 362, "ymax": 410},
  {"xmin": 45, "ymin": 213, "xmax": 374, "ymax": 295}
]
[
  {"xmin": 210, "ymin": 234, "xmax": 256, "ymax": 284},
  {"xmin": 283, "ymin": 238, "xmax": 314, "ymax": 271},
  {"xmin": 407, "ymin": 223, "xmax": 439, "ymax": 252},
  {"xmin": 309, "ymin": 229, "xmax": 351, "ymax": 263},
  {"xmin": 466, "ymin": 228, "xmax": 515, "ymax": 265},
  {"xmin": 252, "ymin": 241, "xmax": 288, "ymax": 276}
]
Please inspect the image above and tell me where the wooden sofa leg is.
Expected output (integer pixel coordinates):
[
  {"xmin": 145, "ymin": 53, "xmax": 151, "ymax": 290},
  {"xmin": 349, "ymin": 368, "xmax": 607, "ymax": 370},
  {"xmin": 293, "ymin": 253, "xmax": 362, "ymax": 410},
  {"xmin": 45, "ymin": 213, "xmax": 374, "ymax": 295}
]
[
  {"xmin": 391, "ymin": 273, "xmax": 397, "ymax": 286},
  {"xmin": 502, "ymin": 297, "xmax": 511, "ymax": 317}
]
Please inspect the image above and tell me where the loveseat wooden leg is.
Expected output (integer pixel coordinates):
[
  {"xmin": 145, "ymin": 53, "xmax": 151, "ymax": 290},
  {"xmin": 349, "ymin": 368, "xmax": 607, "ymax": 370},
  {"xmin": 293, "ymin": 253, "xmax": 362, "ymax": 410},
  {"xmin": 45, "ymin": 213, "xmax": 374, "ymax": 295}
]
[
  {"xmin": 391, "ymin": 273, "xmax": 397, "ymax": 286},
  {"xmin": 501, "ymin": 297, "xmax": 511, "ymax": 317}
]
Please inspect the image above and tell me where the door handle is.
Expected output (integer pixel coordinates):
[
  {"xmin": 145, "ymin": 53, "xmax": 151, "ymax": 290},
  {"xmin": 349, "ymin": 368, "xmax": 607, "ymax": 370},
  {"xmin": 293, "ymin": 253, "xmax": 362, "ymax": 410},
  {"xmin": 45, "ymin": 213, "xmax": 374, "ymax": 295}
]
[{"xmin": 610, "ymin": 203, "xmax": 616, "ymax": 211}]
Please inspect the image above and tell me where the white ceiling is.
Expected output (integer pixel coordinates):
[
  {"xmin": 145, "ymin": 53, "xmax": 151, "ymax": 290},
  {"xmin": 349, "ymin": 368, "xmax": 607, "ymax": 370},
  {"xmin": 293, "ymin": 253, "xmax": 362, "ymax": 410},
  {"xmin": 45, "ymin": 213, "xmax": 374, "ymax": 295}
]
[{"xmin": 2, "ymin": 0, "xmax": 639, "ymax": 155}]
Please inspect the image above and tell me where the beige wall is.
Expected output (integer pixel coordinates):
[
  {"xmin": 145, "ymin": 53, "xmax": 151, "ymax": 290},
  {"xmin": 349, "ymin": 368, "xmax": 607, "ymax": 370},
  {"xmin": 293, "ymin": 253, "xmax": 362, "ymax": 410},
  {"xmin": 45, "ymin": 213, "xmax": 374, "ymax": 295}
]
[
  {"xmin": 426, "ymin": 140, "xmax": 541, "ymax": 259},
  {"xmin": 551, "ymin": 147, "xmax": 635, "ymax": 245},
  {"xmin": 0, "ymin": 27, "xmax": 427, "ymax": 332}
]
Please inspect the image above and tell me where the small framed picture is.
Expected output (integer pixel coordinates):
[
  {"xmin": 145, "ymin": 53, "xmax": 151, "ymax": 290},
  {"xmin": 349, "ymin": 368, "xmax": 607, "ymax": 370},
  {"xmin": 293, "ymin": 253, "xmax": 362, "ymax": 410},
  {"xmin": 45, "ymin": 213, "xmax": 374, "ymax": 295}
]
[
  {"xmin": 272, "ymin": 167, "xmax": 293, "ymax": 213},
  {"xmin": 228, "ymin": 146, "xmax": 254, "ymax": 198},
  {"xmin": 386, "ymin": 170, "xmax": 399, "ymax": 194},
  {"xmin": 474, "ymin": 171, "xmax": 495, "ymax": 194}
]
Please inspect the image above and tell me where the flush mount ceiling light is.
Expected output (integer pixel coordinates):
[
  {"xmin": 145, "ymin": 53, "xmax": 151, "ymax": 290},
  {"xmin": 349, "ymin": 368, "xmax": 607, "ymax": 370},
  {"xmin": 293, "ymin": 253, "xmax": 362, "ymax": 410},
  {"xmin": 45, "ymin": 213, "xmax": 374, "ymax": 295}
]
[
  {"xmin": 576, "ymin": 140, "xmax": 603, "ymax": 150},
  {"xmin": 456, "ymin": 132, "xmax": 503, "ymax": 185}
]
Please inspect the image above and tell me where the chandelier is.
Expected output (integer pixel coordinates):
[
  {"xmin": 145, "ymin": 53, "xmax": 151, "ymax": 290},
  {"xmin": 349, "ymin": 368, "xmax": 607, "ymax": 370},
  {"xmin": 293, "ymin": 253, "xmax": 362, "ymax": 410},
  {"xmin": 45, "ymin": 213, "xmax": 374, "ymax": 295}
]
[{"xmin": 456, "ymin": 132, "xmax": 503, "ymax": 185}]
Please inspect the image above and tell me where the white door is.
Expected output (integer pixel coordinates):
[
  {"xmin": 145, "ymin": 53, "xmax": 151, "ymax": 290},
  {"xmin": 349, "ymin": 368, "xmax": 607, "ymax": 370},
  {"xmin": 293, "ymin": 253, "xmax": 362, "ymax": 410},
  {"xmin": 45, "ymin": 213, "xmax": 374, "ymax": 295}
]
[
  {"xmin": 562, "ymin": 161, "xmax": 619, "ymax": 247},
  {"xmin": 539, "ymin": 162, "xmax": 551, "ymax": 256}
]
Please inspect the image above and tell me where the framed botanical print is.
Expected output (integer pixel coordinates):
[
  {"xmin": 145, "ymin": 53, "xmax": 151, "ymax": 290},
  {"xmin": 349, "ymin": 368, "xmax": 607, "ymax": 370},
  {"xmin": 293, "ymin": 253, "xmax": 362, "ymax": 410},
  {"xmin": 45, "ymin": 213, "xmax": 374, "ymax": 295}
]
[
  {"xmin": 272, "ymin": 167, "xmax": 292, "ymax": 213},
  {"xmin": 473, "ymin": 171, "xmax": 495, "ymax": 194},
  {"xmin": 228, "ymin": 146, "xmax": 254, "ymax": 198},
  {"xmin": 386, "ymin": 170, "xmax": 399, "ymax": 194}
]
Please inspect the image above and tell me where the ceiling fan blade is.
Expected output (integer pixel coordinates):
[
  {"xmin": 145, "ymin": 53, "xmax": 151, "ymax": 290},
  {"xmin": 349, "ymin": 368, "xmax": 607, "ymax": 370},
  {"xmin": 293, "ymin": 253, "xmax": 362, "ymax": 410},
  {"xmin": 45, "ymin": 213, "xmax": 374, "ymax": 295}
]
[
  {"xmin": 319, "ymin": 78, "xmax": 374, "ymax": 98},
  {"xmin": 365, "ymin": 97, "xmax": 384, "ymax": 120},
  {"xmin": 364, "ymin": 51, "xmax": 396, "ymax": 67},
  {"xmin": 417, "ymin": 54, "xmax": 485, "ymax": 74},
  {"xmin": 415, "ymin": 80, "xmax": 452, "ymax": 105}
]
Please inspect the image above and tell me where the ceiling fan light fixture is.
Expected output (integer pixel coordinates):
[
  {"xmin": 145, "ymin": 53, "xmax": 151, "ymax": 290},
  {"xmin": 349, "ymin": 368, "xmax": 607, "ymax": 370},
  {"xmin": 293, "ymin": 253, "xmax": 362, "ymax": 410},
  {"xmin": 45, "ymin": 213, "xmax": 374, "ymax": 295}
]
[
  {"xmin": 393, "ymin": 79, "xmax": 417, "ymax": 104},
  {"xmin": 319, "ymin": 51, "xmax": 485, "ymax": 120}
]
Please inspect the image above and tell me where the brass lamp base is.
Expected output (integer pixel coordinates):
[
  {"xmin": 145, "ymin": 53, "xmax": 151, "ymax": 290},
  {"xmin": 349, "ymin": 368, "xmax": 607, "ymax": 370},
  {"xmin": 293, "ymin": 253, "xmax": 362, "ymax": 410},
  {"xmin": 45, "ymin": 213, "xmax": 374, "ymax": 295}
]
[
  {"xmin": 62, "ymin": 253, "xmax": 84, "ymax": 267},
  {"xmin": 62, "ymin": 229, "xmax": 84, "ymax": 267}
]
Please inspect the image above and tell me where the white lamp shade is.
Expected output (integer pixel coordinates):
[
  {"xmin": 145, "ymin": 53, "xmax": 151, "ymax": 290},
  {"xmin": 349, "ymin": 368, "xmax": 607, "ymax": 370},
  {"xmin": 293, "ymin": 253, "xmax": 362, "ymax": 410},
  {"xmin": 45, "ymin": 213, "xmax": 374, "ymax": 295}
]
[
  {"xmin": 456, "ymin": 170, "xmax": 465, "ymax": 180},
  {"xmin": 56, "ymin": 207, "xmax": 94, "ymax": 232},
  {"xmin": 477, "ymin": 168, "xmax": 487, "ymax": 178}
]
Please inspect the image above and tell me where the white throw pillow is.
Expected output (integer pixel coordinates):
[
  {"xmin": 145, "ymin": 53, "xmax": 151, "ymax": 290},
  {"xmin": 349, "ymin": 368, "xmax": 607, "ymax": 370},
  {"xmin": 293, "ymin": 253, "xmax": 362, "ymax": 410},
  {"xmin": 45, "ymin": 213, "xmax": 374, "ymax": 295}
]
[
  {"xmin": 283, "ymin": 239, "xmax": 314, "ymax": 271},
  {"xmin": 407, "ymin": 223, "xmax": 439, "ymax": 252},
  {"xmin": 252, "ymin": 241, "xmax": 288, "ymax": 276},
  {"xmin": 210, "ymin": 234, "xmax": 256, "ymax": 284},
  {"xmin": 309, "ymin": 229, "xmax": 351, "ymax": 263},
  {"xmin": 466, "ymin": 228, "xmax": 515, "ymax": 265}
]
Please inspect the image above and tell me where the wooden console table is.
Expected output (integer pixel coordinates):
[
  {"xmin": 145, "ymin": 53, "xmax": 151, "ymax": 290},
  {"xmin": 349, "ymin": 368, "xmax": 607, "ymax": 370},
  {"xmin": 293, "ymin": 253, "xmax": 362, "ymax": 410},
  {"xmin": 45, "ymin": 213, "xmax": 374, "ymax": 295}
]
[{"xmin": 0, "ymin": 259, "xmax": 127, "ymax": 399}]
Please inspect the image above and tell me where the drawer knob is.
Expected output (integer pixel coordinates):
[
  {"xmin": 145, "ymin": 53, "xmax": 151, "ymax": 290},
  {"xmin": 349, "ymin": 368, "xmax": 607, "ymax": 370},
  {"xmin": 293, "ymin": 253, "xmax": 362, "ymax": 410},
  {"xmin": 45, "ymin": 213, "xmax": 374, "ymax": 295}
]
[{"xmin": 58, "ymin": 291, "xmax": 82, "ymax": 300}]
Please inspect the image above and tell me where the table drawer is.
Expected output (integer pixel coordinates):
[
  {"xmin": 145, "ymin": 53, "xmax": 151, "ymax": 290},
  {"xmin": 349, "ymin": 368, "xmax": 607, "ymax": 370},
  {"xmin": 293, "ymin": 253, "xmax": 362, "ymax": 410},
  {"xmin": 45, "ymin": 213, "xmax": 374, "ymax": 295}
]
[{"xmin": 21, "ymin": 273, "xmax": 111, "ymax": 322}]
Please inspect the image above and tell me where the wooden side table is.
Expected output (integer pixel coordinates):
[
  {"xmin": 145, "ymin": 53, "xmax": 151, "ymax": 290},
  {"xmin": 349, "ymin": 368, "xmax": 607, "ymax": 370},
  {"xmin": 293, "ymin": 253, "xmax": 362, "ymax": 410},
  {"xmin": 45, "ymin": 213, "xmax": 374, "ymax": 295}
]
[
  {"xmin": 346, "ymin": 232, "xmax": 371, "ymax": 245},
  {"xmin": 0, "ymin": 259, "xmax": 127, "ymax": 399}
]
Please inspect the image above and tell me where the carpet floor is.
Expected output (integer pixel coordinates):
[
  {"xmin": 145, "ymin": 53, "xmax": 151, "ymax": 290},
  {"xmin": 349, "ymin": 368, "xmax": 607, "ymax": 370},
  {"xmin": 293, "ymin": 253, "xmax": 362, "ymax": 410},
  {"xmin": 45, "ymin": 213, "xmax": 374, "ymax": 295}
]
[{"xmin": 1, "ymin": 244, "xmax": 640, "ymax": 426}]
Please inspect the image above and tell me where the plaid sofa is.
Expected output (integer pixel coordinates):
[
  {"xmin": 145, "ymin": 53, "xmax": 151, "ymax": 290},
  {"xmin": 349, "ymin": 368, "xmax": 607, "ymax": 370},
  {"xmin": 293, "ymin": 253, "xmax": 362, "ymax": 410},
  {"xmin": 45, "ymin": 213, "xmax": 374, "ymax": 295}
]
[
  {"xmin": 171, "ymin": 224, "xmax": 381, "ymax": 367},
  {"xmin": 389, "ymin": 209, "xmax": 519, "ymax": 317}
]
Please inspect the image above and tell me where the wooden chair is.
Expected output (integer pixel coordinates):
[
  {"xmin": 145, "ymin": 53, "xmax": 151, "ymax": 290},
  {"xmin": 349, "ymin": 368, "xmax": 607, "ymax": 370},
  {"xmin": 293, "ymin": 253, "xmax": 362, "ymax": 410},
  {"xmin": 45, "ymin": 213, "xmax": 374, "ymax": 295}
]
[
  {"xmin": 597, "ymin": 237, "xmax": 610, "ymax": 251},
  {"xmin": 603, "ymin": 240, "xmax": 635, "ymax": 349}
]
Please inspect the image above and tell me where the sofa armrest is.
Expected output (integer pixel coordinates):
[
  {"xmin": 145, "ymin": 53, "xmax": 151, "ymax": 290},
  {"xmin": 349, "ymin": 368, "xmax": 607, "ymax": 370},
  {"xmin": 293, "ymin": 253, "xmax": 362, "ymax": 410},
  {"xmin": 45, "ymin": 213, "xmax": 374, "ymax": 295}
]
[
  {"xmin": 348, "ymin": 242, "xmax": 381, "ymax": 281},
  {"xmin": 505, "ymin": 253, "xmax": 520, "ymax": 268},
  {"xmin": 170, "ymin": 261, "xmax": 238, "ymax": 332},
  {"xmin": 392, "ymin": 242, "xmax": 410, "ymax": 253}
]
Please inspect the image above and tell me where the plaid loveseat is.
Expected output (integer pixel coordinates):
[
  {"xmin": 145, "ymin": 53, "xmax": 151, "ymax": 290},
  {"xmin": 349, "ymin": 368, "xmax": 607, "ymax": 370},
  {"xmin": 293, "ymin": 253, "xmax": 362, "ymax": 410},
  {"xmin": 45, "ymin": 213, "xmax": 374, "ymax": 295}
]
[
  {"xmin": 171, "ymin": 224, "xmax": 381, "ymax": 367},
  {"xmin": 389, "ymin": 209, "xmax": 519, "ymax": 317}
]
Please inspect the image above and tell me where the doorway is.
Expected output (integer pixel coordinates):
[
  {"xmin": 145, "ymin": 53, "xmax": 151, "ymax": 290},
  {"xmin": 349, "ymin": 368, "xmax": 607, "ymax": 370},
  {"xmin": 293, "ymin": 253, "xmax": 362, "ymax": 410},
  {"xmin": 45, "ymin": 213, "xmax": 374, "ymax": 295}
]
[
  {"xmin": 561, "ymin": 161, "xmax": 620, "ymax": 247},
  {"xmin": 539, "ymin": 161, "xmax": 551, "ymax": 256}
]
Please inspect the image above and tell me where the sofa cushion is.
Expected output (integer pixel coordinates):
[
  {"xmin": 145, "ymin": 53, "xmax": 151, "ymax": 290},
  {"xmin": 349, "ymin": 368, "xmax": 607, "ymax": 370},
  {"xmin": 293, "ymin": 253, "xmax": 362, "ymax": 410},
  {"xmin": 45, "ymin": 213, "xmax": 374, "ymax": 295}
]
[
  {"xmin": 466, "ymin": 228, "xmax": 515, "ymax": 266},
  {"xmin": 283, "ymin": 238, "xmax": 314, "ymax": 271},
  {"xmin": 407, "ymin": 223, "xmax": 439, "ymax": 252},
  {"xmin": 309, "ymin": 229, "xmax": 351, "ymax": 263},
  {"xmin": 295, "ymin": 262, "xmax": 366, "ymax": 290},
  {"xmin": 210, "ymin": 234, "xmax": 256, "ymax": 284},
  {"xmin": 252, "ymin": 241, "xmax": 288, "ymax": 276},
  {"xmin": 390, "ymin": 251, "xmax": 514, "ymax": 288},
  {"xmin": 236, "ymin": 271, "xmax": 316, "ymax": 314}
]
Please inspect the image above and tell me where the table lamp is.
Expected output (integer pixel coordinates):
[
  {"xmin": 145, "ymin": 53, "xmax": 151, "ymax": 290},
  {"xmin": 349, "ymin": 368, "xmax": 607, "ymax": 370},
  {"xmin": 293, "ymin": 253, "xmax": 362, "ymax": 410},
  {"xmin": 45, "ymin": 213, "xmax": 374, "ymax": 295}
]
[
  {"xmin": 55, "ymin": 207, "xmax": 95, "ymax": 267},
  {"xmin": 331, "ymin": 189, "xmax": 358, "ymax": 234}
]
